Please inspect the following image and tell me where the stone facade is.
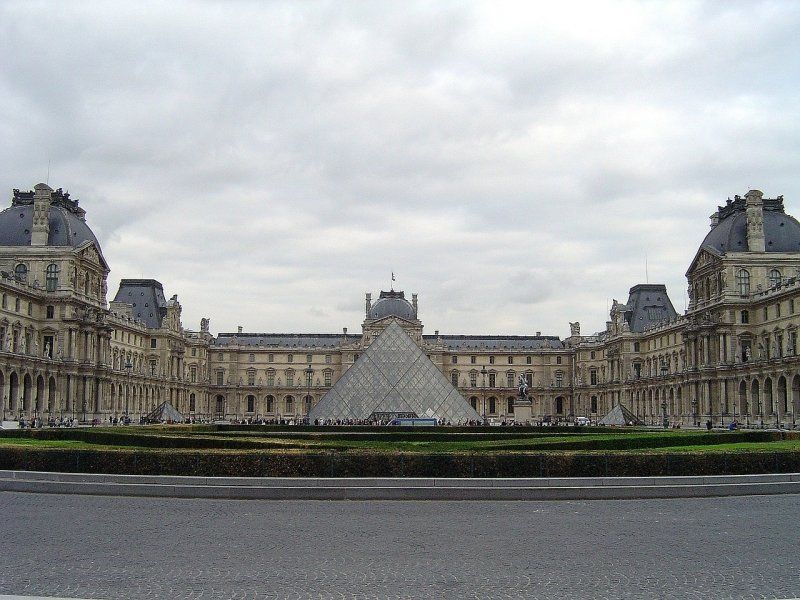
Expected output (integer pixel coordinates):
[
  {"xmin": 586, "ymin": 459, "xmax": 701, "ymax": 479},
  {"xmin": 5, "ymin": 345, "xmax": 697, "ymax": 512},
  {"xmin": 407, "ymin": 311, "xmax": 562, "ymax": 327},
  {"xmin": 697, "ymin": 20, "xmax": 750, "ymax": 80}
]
[{"xmin": 1, "ymin": 183, "xmax": 799, "ymax": 426}]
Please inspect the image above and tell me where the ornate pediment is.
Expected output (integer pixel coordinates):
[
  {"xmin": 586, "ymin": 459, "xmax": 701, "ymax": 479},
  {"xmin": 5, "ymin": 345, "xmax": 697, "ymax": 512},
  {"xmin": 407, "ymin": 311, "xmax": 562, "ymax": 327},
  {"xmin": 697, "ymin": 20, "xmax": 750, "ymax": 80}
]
[{"xmin": 74, "ymin": 240, "xmax": 109, "ymax": 270}]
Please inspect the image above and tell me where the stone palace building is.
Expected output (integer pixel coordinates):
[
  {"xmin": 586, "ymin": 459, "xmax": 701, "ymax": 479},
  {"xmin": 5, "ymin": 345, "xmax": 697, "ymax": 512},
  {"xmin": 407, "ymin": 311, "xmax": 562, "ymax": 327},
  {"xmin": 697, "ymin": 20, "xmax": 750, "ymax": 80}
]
[{"xmin": 1, "ymin": 183, "xmax": 800, "ymax": 427}]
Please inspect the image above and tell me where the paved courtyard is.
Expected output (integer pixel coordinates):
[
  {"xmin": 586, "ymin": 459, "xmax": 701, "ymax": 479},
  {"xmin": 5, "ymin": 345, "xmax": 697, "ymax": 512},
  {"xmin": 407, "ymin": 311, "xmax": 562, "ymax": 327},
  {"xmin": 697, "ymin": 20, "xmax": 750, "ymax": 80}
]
[{"xmin": 0, "ymin": 491, "xmax": 799, "ymax": 599}]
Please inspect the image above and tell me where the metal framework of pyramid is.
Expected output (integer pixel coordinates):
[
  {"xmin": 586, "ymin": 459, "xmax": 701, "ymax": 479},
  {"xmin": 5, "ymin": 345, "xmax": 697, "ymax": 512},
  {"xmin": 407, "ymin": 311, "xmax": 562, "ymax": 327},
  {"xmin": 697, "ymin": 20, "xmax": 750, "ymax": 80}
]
[
  {"xmin": 144, "ymin": 401, "xmax": 185, "ymax": 423},
  {"xmin": 309, "ymin": 321, "xmax": 482, "ymax": 423}
]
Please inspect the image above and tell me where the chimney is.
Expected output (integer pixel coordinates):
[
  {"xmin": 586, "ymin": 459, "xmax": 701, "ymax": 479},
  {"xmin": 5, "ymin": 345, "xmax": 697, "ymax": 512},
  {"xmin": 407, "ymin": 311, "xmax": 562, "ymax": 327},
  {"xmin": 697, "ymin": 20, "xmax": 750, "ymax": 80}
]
[
  {"xmin": 412, "ymin": 293, "xmax": 418, "ymax": 317},
  {"xmin": 31, "ymin": 183, "xmax": 52, "ymax": 246},
  {"xmin": 536, "ymin": 331, "xmax": 541, "ymax": 337},
  {"xmin": 745, "ymin": 189, "xmax": 766, "ymax": 252},
  {"xmin": 365, "ymin": 293, "xmax": 372, "ymax": 316},
  {"xmin": 343, "ymin": 327, "xmax": 348, "ymax": 337},
  {"xmin": 709, "ymin": 211, "xmax": 719, "ymax": 229},
  {"xmin": 237, "ymin": 325, "xmax": 243, "ymax": 334}
]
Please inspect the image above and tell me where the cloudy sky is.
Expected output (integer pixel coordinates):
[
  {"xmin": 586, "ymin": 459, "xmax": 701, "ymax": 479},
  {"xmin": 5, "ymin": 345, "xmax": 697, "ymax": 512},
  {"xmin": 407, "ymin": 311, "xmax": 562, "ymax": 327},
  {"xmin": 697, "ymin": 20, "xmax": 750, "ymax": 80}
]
[{"xmin": 1, "ymin": 1, "xmax": 799, "ymax": 337}]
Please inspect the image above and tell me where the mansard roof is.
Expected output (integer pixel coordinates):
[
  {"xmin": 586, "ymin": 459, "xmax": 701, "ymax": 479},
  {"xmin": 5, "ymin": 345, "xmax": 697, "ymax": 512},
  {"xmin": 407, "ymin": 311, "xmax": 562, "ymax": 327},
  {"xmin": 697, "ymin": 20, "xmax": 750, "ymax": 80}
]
[
  {"xmin": 0, "ymin": 185, "xmax": 103, "ymax": 254},
  {"xmin": 113, "ymin": 279, "xmax": 168, "ymax": 330},
  {"xmin": 701, "ymin": 194, "xmax": 800, "ymax": 254},
  {"xmin": 213, "ymin": 333, "xmax": 349, "ymax": 349},
  {"xmin": 426, "ymin": 335, "xmax": 564, "ymax": 350},
  {"xmin": 622, "ymin": 284, "xmax": 678, "ymax": 333}
]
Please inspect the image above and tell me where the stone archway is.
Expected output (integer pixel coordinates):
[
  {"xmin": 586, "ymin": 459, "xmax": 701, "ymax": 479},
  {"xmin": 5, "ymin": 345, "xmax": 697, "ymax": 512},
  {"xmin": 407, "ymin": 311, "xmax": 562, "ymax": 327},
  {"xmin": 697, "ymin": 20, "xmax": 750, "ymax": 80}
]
[
  {"xmin": 738, "ymin": 380, "xmax": 748, "ymax": 421},
  {"xmin": 764, "ymin": 377, "xmax": 774, "ymax": 418},
  {"xmin": 22, "ymin": 374, "xmax": 32, "ymax": 413},
  {"xmin": 215, "ymin": 394, "xmax": 225, "ymax": 416},
  {"xmin": 9, "ymin": 371, "xmax": 19, "ymax": 414},
  {"xmin": 35, "ymin": 375, "xmax": 45, "ymax": 412},
  {"xmin": 751, "ymin": 379, "xmax": 761, "ymax": 423}
]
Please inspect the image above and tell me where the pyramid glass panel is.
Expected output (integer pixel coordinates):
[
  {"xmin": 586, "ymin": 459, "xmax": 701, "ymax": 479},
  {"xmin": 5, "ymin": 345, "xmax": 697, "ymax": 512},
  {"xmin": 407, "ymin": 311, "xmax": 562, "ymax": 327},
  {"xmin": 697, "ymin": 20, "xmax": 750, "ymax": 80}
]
[{"xmin": 310, "ymin": 321, "xmax": 482, "ymax": 423}]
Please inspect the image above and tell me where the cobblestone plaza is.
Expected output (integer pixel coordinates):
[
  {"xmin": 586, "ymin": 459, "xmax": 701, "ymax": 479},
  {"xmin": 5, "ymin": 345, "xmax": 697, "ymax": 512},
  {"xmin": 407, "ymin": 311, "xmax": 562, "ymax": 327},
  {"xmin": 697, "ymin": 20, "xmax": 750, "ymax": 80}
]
[{"xmin": 2, "ymin": 491, "xmax": 799, "ymax": 599}]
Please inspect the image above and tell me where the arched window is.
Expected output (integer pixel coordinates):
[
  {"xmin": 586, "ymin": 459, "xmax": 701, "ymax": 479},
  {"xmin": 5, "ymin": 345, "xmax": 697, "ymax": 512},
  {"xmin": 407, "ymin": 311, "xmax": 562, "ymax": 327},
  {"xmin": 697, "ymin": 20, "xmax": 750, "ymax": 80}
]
[
  {"xmin": 45, "ymin": 264, "xmax": 59, "ymax": 292},
  {"xmin": 189, "ymin": 393, "xmax": 196, "ymax": 412},
  {"xmin": 488, "ymin": 397, "xmax": 497, "ymax": 415},
  {"xmin": 451, "ymin": 370, "xmax": 459, "ymax": 386},
  {"xmin": 769, "ymin": 269, "xmax": 782, "ymax": 288},
  {"xmin": 266, "ymin": 395, "xmax": 275, "ymax": 413},
  {"xmin": 507, "ymin": 397, "xmax": 515, "ymax": 413},
  {"xmin": 469, "ymin": 396, "xmax": 478, "ymax": 410},
  {"xmin": 285, "ymin": 395, "xmax": 294, "ymax": 413},
  {"xmin": 246, "ymin": 395, "xmax": 255, "ymax": 412},
  {"xmin": 736, "ymin": 269, "xmax": 750, "ymax": 296},
  {"xmin": 14, "ymin": 263, "xmax": 27, "ymax": 282}
]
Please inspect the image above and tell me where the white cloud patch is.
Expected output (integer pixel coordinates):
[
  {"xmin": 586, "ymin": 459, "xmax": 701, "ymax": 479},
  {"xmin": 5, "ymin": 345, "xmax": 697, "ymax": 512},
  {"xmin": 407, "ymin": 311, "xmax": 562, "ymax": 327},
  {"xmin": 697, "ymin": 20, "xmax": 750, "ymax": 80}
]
[{"xmin": 1, "ymin": 0, "xmax": 799, "ymax": 337}]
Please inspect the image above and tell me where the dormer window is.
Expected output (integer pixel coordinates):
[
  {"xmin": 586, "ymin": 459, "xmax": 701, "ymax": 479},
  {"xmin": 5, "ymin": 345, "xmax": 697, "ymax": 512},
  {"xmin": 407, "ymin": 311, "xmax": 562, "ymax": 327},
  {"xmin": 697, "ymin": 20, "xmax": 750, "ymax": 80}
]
[{"xmin": 14, "ymin": 263, "xmax": 27, "ymax": 282}]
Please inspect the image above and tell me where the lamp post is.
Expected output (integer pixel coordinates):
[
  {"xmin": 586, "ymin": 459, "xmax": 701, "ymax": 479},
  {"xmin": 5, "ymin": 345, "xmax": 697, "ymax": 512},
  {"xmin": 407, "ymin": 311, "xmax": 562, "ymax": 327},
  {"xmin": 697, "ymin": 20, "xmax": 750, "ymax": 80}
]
[
  {"xmin": 125, "ymin": 361, "xmax": 133, "ymax": 425},
  {"xmin": 481, "ymin": 366, "xmax": 487, "ymax": 426},
  {"xmin": 733, "ymin": 395, "xmax": 737, "ymax": 428},
  {"xmin": 305, "ymin": 364, "xmax": 313, "ymax": 425}
]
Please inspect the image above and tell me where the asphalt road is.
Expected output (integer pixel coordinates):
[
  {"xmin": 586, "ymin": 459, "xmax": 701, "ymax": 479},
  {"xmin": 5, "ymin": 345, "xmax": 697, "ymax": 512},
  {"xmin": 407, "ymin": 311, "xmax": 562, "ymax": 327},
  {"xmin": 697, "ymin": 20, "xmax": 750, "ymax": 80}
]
[{"xmin": 1, "ymin": 491, "xmax": 799, "ymax": 599}]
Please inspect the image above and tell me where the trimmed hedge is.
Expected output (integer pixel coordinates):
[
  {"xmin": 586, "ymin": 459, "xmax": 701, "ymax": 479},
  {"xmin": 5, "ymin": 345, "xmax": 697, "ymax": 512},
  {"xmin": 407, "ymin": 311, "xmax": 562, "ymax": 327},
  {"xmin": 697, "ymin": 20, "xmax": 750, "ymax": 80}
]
[
  {"xmin": 2, "ymin": 427, "xmax": 797, "ymax": 452},
  {"xmin": 1, "ymin": 447, "xmax": 799, "ymax": 477}
]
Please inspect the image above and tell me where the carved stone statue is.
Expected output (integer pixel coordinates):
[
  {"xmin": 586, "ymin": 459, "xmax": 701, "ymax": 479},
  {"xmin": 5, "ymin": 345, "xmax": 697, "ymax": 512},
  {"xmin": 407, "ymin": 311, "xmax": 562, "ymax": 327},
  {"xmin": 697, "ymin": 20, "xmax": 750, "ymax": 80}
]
[
  {"xmin": 33, "ymin": 339, "xmax": 39, "ymax": 356},
  {"xmin": 517, "ymin": 374, "xmax": 529, "ymax": 400},
  {"xmin": 569, "ymin": 321, "xmax": 581, "ymax": 336},
  {"xmin": 44, "ymin": 341, "xmax": 51, "ymax": 358}
]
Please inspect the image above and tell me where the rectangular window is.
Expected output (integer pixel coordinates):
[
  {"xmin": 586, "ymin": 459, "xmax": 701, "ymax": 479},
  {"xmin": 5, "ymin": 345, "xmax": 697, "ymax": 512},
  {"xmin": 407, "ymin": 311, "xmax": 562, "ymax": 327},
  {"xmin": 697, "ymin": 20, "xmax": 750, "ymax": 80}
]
[
  {"xmin": 590, "ymin": 351, "xmax": 596, "ymax": 359},
  {"xmin": 591, "ymin": 396, "xmax": 598, "ymax": 413},
  {"xmin": 776, "ymin": 303, "xmax": 782, "ymax": 318},
  {"xmin": 249, "ymin": 353, "xmax": 255, "ymax": 363},
  {"xmin": 526, "ymin": 356, "xmax": 532, "ymax": 364},
  {"xmin": 791, "ymin": 299, "xmax": 796, "ymax": 314},
  {"xmin": 741, "ymin": 310, "xmax": 749, "ymax": 324},
  {"xmin": 324, "ymin": 371, "xmax": 332, "ymax": 386},
  {"xmin": 150, "ymin": 338, "xmax": 157, "ymax": 349},
  {"xmin": 190, "ymin": 367, "xmax": 197, "ymax": 383},
  {"xmin": 287, "ymin": 372, "xmax": 294, "ymax": 386},
  {"xmin": 288, "ymin": 354, "xmax": 294, "ymax": 363},
  {"xmin": 470, "ymin": 356, "xmax": 476, "ymax": 364},
  {"xmin": 191, "ymin": 347, "xmax": 197, "ymax": 357},
  {"xmin": 525, "ymin": 373, "xmax": 533, "ymax": 387},
  {"xmin": 306, "ymin": 354, "xmax": 312, "ymax": 363},
  {"xmin": 791, "ymin": 332, "xmax": 798, "ymax": 356},
  {"xmin": 488, "ymin": 397, "xmax": 496, "ymax": 415},
  {"xmin": 46, "ymin": 305, "xmax": 54, "ymax": 319},
  {"xmin": 489, "ymin": 356, "xmax": 495, "ymax": 365},
  {"xmin": 506, "ymin": 372, "xmax": 514, "ymax": 387},
  {"xmin": 268, "ymin": 354, "xmax": 274, "ymax": 363},
  {"xmin": 267, "ymin": 372, "xmax": 275, "ymax": 387},
  {"xmin": 488, "ymin": 373, "xmax": 496, "ymax": 387},
  {"xmin": 507, "ymin": 356, "xmax": 513, "ymax": 364},
  {"xmin": 248, "ymin": 371, "xmax": 255, "ymax": 385},
  {"xmin": 218, "ymin": 352, "xmax": 223, "ymax": 360},
  {"xmin": 451, "ymin": 372, "xmax": 459, "ymax": 386},
  {"xmin": 216, "ymin": 371, "xmax": 224, "ymax": 385},
  {"xmin": 764, "ymin": 307, "xmax": 769, "ymax": 321},
  {"xmin": 325, "ymin": 354, "xmax": 331, "ymax": 364},
  {"xmin": 470, "ymin": 372, "xmax": 477, "ymax": 387},
  {"xmin": 590, "ymin": 369, "xmax": 598, "ymax": 385},
  {"xmin": 451, "ymin": 356, "xmax": 457, "ymax": 364},
  {"xmin": 27, "ymin": 301, "xmax": 32, "ymax": 316}
]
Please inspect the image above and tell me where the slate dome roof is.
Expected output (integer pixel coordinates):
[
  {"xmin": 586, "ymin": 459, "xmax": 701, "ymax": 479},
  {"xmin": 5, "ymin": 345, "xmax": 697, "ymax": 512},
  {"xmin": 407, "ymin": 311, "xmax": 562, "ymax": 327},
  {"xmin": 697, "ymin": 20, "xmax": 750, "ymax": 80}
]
[
  {"xmin": 367, "ymin": 290, "xmax": 416, "ymax": 320},
  {"xmin": 0, "ymin": 185, "xmax": 102, "ymax": 252},
  {"xmin": 700, "ymin": 193, "xmax": 800, "ymax": 254}
]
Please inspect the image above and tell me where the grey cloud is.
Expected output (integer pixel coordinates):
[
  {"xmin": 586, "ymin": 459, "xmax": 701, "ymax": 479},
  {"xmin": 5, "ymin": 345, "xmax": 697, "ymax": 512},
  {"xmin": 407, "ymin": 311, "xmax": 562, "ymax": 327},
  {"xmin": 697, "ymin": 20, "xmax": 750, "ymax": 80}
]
[{"xmin": 1, "ymin": 1, "xmax": 799, "ymax": 335}]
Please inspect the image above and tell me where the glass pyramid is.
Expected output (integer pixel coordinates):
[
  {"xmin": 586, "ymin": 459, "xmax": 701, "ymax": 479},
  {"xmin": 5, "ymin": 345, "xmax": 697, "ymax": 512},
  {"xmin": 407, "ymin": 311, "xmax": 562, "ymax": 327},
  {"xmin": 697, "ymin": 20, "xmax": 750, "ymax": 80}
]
[{"xmin": 309, "ymin": 321, "xmax": 482, "ymax": 423}]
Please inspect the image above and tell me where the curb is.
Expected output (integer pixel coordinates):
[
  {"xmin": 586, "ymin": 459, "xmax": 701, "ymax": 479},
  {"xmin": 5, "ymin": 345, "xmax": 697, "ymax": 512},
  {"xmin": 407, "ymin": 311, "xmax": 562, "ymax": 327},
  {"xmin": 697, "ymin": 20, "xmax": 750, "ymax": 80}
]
[{"xmin": 2, "ymin": 470, "xmax": 800, "ymax": 500}]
